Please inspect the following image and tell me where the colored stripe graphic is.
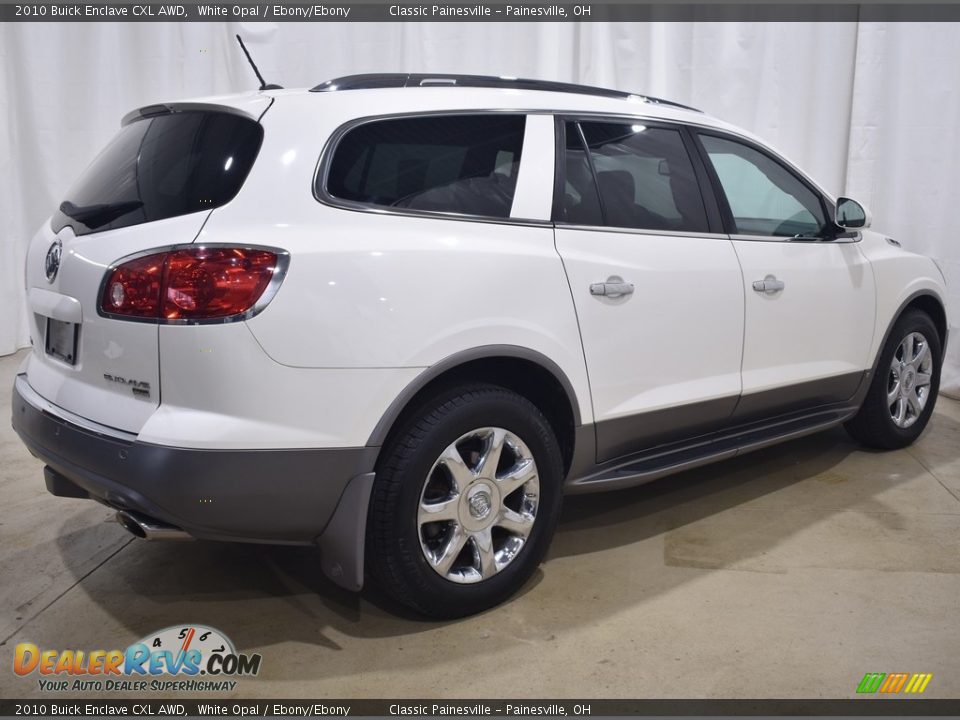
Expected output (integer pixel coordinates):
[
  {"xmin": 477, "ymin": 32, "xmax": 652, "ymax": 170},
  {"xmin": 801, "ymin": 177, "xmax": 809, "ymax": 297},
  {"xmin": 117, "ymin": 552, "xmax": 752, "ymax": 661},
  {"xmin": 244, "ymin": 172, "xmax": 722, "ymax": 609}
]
[
  {"xmin": 857, "ymin": 673, "xmax": 886, "ymax": 694},
  {"xmin": 856, "ymin": 672, "xmax": 932, "ymax": 694},
  {"xmin": 879, "ymin": 673, "xmax": 909, "ymax": 693},
  {"xmin": 904, "ymin": 673, "xmax": 933, "ymax": 694}
]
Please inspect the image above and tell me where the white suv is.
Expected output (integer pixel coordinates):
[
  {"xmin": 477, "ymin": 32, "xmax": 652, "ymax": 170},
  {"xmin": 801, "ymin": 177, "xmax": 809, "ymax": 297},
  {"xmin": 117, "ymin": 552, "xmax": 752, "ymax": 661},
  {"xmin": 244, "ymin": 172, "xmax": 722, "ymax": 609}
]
[{"xmin": 12, "ymin": 74, "xmax": 949, "ymax": 617}]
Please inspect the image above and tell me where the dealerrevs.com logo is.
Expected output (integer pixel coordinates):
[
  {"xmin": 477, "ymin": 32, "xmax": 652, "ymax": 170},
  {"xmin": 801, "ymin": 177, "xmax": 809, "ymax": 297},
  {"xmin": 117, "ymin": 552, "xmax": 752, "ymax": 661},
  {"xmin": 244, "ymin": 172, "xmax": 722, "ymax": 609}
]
[{"xmin": 13, "ymin": 625, "xmax": 262, "ymax": 693}]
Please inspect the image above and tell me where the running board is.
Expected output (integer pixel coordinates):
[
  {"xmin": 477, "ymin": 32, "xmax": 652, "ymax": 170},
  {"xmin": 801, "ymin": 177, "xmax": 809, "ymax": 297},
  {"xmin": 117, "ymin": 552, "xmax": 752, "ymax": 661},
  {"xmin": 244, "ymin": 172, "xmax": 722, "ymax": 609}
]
[{"xmin": 566, "ymin": 406, "xmax": 856, "ymax": 494}]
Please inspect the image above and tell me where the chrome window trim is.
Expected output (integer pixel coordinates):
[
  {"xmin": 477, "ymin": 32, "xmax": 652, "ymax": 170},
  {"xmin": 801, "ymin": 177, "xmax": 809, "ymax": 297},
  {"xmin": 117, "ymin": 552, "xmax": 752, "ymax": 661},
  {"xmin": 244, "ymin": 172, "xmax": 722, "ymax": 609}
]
[
  {"xmin": 555, "ymin": 222, "xmax": 728, "ymax": 240},
  {"xmin": 727, "ymin": 233, "xmax": 863, "ymax": 245},
  {"xmin": 728, "ymin": 232, "xmax": 861, "ymax": 244},
  {"xmin": 554, "ymin": 225, "xmax": 858, "ymax": 243},
  {"xmin": 96, "ymin": 243, "xmax": 291, "ymax": 326}
]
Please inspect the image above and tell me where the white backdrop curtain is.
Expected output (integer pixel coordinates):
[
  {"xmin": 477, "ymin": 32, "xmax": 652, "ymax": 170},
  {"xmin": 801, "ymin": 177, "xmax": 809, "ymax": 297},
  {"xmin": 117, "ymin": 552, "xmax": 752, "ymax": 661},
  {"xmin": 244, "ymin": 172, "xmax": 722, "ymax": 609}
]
[{"xmin": 1, "ymin": 21, "xmax": 958, "ymax": 394}]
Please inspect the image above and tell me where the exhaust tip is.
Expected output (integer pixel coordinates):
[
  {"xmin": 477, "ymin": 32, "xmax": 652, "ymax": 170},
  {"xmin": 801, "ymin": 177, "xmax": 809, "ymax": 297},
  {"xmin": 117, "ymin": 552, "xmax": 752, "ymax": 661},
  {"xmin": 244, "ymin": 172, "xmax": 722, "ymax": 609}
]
[
  {"xmin": 115, "ymin": 510, "xmax": 191, "ymax": 541},
  {"xmin": 116, "ymin": 510, "xmax": 147, "ymax": 538}
]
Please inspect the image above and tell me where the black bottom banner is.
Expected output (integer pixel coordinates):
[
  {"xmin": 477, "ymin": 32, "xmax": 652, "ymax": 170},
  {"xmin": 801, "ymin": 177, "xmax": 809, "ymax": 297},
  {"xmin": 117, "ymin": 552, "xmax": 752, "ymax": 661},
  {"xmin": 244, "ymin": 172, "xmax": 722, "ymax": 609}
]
[{"xmin": 1, "ymin": 699, "xmax": 960, "ymax": 718}]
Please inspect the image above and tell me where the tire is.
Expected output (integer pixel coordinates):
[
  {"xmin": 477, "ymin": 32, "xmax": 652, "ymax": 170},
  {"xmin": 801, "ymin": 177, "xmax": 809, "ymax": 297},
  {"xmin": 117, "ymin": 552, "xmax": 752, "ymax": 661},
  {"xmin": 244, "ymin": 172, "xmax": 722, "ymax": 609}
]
[
  {"xmin": 845, "ymin": 310, "xmax": 942, "ymax": 450},
  {"xmin": 365, "ymin": 383, "xmax": 564, "ymax": 619}
]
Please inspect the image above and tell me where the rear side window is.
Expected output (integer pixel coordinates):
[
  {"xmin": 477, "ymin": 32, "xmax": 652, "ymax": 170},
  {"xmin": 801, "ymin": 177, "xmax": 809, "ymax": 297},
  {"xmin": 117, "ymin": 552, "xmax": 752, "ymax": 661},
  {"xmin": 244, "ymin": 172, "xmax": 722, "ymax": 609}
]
[
  {"xmin": 53, "ymin": 111, "xmax": 263, "ymax": 237},
  {"xmin": 325, "ymin": 114, "xmax": 526, "ymax": 219},
  {"xmin": 559, "ymin": 121, "xmax": 709, "ymax": 233}
]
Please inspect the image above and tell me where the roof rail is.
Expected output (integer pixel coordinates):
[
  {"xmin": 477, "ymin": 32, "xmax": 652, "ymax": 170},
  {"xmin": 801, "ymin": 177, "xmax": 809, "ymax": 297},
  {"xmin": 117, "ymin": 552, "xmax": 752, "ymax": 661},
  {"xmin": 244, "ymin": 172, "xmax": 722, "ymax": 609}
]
[{"xmin": 309, "ymin": 73, "xmax": 702, "ymax": 113}]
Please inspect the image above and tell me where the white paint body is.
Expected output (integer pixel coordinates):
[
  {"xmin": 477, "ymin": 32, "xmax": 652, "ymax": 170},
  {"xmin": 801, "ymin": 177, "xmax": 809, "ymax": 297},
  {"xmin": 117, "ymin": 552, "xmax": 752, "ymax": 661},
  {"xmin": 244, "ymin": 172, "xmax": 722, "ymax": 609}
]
[
  {"xmin": 556, "ymin": 227, "xmax": 744, "ymax": 427},
  {"xmin": 20, "ymin": 85, "xmax": 948, "ymax": 457},
  {"xmin": 732, "ymin": 238, "xmax": 876, "ymax": 395}
]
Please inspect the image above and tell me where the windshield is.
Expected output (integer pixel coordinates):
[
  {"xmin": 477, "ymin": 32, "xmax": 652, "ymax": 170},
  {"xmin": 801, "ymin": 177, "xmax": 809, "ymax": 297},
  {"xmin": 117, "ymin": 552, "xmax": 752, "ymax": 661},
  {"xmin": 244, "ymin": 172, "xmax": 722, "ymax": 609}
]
[{"xmin": 53, "ymin": 110, "xmax": 263, "ymax": 236}]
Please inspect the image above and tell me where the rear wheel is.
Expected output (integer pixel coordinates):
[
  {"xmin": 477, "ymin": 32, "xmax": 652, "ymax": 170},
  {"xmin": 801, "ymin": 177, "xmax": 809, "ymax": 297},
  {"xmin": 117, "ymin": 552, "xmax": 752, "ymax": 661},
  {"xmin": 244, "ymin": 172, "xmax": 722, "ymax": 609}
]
[
  {"xmin": 366, "ymin": 384, "xmax": 563, "ymax": 618},
  {"xmin": 845, "ymin": 310, "xmax": 941, "ymax": 449}
]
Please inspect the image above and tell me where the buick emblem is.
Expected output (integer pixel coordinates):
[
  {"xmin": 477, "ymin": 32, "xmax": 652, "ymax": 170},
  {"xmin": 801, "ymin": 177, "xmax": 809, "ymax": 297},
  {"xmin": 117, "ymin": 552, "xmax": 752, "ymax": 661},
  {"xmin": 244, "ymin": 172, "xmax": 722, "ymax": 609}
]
[
  {"xmin": 45, "ymin": 239, "xmax": 62, "ymax": 283},
  {"xmin": 468, "ymin": 491, "xmax": 493, "ymax": 520}
]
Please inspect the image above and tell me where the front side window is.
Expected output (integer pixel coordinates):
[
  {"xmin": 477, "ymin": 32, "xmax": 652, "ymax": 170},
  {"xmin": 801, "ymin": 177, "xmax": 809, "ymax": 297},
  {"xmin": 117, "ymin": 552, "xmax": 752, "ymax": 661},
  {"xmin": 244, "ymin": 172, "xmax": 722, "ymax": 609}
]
[
  {"xmin": 325, "ymin": 114, "xmax": 526, "ymax": 219},
  {"xmin": 700, "ymin": 134, "xmax": 826, "ymax": 237},
  {"xmin": 559, "ymin": 121, "xmax": 709, "ymax": 233}
]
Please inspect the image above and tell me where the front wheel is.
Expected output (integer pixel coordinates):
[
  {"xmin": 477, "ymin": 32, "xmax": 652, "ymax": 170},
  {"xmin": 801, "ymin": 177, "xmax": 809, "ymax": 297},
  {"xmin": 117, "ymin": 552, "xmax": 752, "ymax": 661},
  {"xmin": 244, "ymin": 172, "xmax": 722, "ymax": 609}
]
[
  {"xmin": 365, "ymin": 384, "xmax": 564, "ymax": 618},
  {"xmin": 845, "ymin": 310, "xmax": 942, "ymax": 450}
]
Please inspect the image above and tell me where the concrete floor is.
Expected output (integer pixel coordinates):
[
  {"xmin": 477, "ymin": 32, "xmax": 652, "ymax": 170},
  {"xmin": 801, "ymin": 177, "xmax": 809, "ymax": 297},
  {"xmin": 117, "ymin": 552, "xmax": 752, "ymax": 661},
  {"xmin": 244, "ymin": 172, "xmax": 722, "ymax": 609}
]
[{"xmin": 2, "ymin": 347, "xmax": 960, "ymax": 700}]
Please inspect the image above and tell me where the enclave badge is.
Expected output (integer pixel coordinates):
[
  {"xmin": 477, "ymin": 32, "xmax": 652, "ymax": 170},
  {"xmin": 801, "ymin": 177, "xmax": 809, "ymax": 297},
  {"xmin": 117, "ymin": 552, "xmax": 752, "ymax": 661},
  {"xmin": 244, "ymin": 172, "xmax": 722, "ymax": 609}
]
[{"xmin": 45, "ymin": 239, "xmax": 62, "ymax": 283}]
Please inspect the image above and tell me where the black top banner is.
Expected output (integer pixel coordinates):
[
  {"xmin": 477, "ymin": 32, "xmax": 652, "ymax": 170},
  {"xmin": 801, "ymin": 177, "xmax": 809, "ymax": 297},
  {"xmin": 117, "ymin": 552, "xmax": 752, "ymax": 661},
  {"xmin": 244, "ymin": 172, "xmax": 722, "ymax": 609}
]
[{"xmin": 3, "ymin": 2, "xmax": 960, "ymax": 22}]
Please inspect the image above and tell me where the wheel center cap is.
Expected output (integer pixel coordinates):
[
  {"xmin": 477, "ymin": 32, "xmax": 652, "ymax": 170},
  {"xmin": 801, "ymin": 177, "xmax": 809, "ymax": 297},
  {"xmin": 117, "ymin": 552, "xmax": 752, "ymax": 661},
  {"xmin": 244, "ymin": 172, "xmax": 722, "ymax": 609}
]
[
  {"xmin": 903, "ymin": 369, "xmax": 916, "ymax": 391},
  {"xmin": 460, "ymin": 481, "xmax": 500, "ymax": 531},
  {"xmin": 468, "ymin": 490, "xmax": 492, "ymax": 520}
]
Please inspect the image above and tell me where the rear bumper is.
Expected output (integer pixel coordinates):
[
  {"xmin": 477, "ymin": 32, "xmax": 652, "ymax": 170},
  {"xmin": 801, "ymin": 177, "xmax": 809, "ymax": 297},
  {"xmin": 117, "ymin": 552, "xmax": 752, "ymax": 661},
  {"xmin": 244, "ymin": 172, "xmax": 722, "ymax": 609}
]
[{"xmin": 11, "ymin": 374, "xmax": 376, "ymax": 577}]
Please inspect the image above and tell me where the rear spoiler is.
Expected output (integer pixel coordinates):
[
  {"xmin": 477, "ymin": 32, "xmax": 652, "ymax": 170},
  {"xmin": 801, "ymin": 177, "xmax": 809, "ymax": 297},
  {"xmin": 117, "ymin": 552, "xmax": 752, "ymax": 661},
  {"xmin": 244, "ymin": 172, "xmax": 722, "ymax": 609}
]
[{"xmin": 121, "ymin": 102, "xmax": 262, "ymax": 127}]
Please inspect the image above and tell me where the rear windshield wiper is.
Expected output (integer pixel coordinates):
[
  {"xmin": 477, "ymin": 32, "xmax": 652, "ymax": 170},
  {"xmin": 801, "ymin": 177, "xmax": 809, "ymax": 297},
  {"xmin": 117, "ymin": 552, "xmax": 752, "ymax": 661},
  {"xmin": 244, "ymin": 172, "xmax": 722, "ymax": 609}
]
[{"xmin": 59, "ymin": 200, "xmax": 143, "ymax": 229}]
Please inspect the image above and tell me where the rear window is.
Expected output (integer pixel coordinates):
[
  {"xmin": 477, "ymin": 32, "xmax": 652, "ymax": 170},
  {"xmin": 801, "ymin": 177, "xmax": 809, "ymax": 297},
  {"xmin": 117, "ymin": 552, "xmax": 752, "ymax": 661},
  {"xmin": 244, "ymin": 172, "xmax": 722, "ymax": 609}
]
[
  {"xmin": 324, "ymin": 114, "xmax": 526, "ymax": 219},
  {"xmin": 53, "ymin": 110, "xmax": 263, "ymax": 237}
]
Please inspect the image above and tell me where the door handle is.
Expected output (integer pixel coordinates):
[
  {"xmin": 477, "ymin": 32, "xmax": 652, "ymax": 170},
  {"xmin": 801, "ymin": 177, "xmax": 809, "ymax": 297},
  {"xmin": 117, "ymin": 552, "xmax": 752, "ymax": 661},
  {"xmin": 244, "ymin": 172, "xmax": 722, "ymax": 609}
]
[
  {"xmin": 752, "ymin": 275, "xmax": 785, "ymax": 294},
  {"xmin": 590, "ymin": 278, "xmax": 635, "ymax": 298}
]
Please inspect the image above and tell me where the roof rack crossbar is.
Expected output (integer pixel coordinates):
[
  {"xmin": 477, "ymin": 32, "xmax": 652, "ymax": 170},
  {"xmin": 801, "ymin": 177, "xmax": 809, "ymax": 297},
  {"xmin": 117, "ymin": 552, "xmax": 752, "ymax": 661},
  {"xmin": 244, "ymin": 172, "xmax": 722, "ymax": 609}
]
[{"xmin": 309, "ymin": 73, "xmax": 702, "ymax": 113}]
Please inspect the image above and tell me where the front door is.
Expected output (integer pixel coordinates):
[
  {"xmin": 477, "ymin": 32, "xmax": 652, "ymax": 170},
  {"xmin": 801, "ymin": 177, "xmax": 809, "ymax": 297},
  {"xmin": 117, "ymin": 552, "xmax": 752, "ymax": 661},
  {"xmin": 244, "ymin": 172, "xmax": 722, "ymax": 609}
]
[{"xmin": 695, "ymin": 132, "xmax": 876, "ymax": 422}]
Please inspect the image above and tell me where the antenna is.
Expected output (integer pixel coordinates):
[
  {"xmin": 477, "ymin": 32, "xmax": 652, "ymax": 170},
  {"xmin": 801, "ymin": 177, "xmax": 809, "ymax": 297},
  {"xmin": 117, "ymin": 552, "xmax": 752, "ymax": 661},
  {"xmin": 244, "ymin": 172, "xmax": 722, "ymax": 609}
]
[{"xmin": 235, "ymin": 34, "xmax": 283, "ymax": 91}]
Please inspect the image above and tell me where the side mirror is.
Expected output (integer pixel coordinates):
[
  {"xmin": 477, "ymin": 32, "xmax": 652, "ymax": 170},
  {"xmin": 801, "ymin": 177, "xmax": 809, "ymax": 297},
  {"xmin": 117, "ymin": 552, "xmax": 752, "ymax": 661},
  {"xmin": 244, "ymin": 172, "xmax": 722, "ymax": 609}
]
[{"xmin": 835, "ymin": 196, "xmax": 871, "ymax": 229}]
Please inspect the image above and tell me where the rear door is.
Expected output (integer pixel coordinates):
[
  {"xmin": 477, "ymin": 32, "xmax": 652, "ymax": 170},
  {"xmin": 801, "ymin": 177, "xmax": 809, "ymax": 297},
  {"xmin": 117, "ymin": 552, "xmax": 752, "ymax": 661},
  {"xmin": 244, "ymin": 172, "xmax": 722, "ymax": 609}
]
[
  {"xmin": 553, "ymin": 119, "xmax": 745, "ymax": 462},
  {"xmin": 693, "ymin": 132, "xmax": 876, "ymax": 422},
  {"xmin": 23, "ymin": 108, "xmax": 264, "ymax": 433}
]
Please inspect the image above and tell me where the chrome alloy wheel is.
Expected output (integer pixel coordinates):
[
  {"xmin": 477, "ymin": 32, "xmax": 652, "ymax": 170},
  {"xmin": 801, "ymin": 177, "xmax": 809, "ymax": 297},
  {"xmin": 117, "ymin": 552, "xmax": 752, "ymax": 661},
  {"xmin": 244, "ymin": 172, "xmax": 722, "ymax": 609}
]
[
  {"xmin": 888, "ymin": 331, "xmax": 934, "ymax": 429},
  {"xmin": 418, "ymin": 427, "xmax": 540, "ymax": 584}
]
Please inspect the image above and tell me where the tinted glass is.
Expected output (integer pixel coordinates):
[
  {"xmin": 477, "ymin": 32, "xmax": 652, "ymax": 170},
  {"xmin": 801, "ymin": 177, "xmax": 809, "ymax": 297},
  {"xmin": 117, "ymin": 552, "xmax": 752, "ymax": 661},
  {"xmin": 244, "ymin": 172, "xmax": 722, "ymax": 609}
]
[
  {"xmin": 326, "ymin": 115, "xmax": 526, "ymax": 219},
  {"xmin": 557, "ymin": 122, "xmax": 603, "ymax": 225},
  {"xmin": 701, "ymin": 135, "xmax": 826, "ymax": 237},
  {"xmin": 570, "ymin": 122, "xmax": 709, "ymax": 232},
  {"xmin": 53, "ymin": 111, "xmax": 263, "ymax": 237}
]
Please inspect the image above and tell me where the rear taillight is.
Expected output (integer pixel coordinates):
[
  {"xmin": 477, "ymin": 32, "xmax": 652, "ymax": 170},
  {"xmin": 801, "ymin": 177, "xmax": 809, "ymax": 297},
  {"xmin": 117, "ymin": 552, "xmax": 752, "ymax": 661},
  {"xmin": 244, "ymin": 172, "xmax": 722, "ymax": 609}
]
[{"xmin": 100, "ymin": 247, "xmax": 285, "ymax": 322}]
